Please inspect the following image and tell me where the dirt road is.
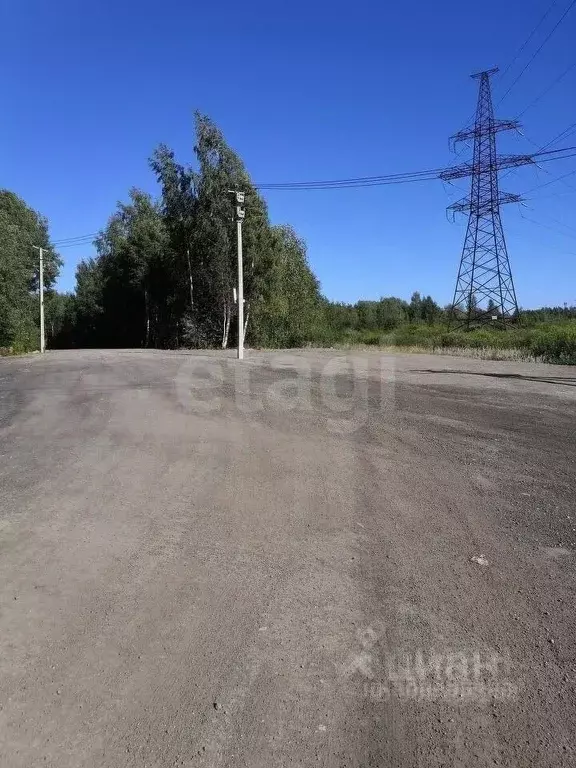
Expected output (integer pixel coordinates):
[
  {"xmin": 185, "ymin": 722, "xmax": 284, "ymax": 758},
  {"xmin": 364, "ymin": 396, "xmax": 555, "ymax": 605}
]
[{"xmin": 1, "ymin": 349, "xmax": 575, "ymax": 767}]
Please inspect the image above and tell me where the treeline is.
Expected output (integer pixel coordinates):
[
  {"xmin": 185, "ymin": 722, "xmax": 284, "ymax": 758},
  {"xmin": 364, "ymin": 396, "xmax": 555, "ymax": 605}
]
[
  {"xmin": 1, "ymin": 112, "xmax": 576, "ymax": 361},
  {"xmin": 0, "ymin": 191, "xmax": 62, "ymax": 353},
  {"xmin": 320, "ymin": 299, "xmax": 576, "ymax": 363},
  {"xmin": 53, "ymin": 114, "xmax": 325, "ymax": 351},
  {"xmin": 323, "ymin": 293, "xmax": 442, "ymax": 339}
]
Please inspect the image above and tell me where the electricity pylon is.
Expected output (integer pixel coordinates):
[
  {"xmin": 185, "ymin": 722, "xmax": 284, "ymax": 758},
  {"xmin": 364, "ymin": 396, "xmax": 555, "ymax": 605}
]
[{"xmin": 441, "ymin": 68, "xmax": 533, "ymax": 328}]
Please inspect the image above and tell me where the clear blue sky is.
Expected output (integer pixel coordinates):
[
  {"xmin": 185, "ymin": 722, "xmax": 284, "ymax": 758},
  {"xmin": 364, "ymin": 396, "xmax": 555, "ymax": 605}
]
[{"xmin": 2, "ymin": 0, "xmax": 575, "ymax": 307}]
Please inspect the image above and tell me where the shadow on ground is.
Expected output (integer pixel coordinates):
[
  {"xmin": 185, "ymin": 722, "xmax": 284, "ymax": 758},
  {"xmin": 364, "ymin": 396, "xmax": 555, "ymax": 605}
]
[{"xmin": 409, "ymin": 370, "xmax": 576, "ymax": 387}]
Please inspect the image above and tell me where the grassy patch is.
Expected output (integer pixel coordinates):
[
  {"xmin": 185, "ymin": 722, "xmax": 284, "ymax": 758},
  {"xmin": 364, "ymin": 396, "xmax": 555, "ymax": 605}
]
[{"xmin": 325, "ymin": 321, "xmax": 576, "ymax": 365}]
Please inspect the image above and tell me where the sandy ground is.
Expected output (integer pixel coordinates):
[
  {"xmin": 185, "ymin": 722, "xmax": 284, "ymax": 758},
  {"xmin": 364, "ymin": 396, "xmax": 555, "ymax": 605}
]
[{"xmin": 0, "ymin": 348, "xmax": 575, "ymax": 767}]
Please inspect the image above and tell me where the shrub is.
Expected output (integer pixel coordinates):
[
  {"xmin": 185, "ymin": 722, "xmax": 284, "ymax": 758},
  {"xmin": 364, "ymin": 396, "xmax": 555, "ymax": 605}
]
[
  {"xmin": 307, "ymin": 317, "xmax": 576, "ymax": 364},
  {"xmin": 529, "ymin": 326, "xmax": 576, "ymax": 364},
  {"xmin": 362, "ymin": 331, "xmax": 383, "ymax": 346},
  {"xmin": 392, "ymin": 324, "xmax": 440, "ymax": 348}
]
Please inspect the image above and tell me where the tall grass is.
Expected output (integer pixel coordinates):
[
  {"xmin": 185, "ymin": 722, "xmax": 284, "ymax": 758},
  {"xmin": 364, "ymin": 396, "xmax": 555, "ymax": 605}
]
[{"xmin": 329, "ymin": 321, "xmax": 576, "ymax": 365}]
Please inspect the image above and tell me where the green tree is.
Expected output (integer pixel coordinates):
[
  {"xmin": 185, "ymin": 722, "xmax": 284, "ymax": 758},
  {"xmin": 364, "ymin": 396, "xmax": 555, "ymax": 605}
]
[
  {"xmin": 324, "ymin": 302, "xmax": 359, "ymax": 331},
  {"xmin": 190, "ymin": 113, "xmax": 272, "ymax": 348},
  {"xmin": 45, "ymin": 292, "xmax": 73, "ymax": 345},
  {"xmin": 0, "ymin": 190, "xmax": 61, "ymax": 350},
  {"xmin": 72, "ymin": 258, "xmax": 104, "ymax": 346},
  {"xmin": 408, "ymin": 291, "xmax": 423, "ymax": 322},
  {"xmin": 420, "ymin": 295, "xmax": 441, "ymax": 325},
  {"xmin": 376, "ymin": 297, "xmax": 408, "ymax": 329},
  {"xmin": 90, "ymin": 190, "xmax": 172, "ymax": 348},
  {"xmin": 466, "ymin": 291, "xmax": 479, "ymax": 319},
  {"xmin": 149, "ymin": 144, "xmax": 197, "ymax": 340},
  {"xmin": 487, "ymin": 298, "xmax": 501, "ymax": 318},
  {"xmin": 64, "ymin": 114, "xmax": 468, "ymax": 352},
  {"xmin": 355, "ymin": 301, "xmax": 379, "ymax": 330},
  {"xmin": 250, "ymin": 225, "xmax": 323, "ymax": 347}
]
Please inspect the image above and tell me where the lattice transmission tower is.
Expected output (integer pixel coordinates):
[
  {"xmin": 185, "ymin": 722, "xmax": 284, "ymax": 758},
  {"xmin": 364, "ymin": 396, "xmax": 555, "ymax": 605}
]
[{"xmin": 441, "ymin": 68, "xmax": 533, "ymax": 328}]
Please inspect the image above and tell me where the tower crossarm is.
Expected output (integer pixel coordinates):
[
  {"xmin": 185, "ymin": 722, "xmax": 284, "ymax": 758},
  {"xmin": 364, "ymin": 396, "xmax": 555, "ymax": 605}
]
[
  {"xmin": 440, "ymin": 154, "xmax": 533, "ymax": 180},
  {"xmin": 447, "ymin": 192, "xmax": 523, "ymax": 216},
  {"xmin": 450, "ymin": 119, "xmax": 521, "ymax": 147}
]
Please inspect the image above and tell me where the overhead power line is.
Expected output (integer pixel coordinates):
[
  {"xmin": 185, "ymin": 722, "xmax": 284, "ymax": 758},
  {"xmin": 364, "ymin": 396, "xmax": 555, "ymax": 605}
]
[
  {"xmin": 540, "ymin": 121, "xmax": 576, "ymax": 151},
  {"xmin": 535, "ymin": 188, "xmax": 576, "ymax": 199},
  {"xmin": 523, "ymin": 166, "xmax": 576, "ymax": 194},
  {"xmin": 254, "ymin": 166, "xmax": 445, "ymax": 190},
  {"xmin": 56, "ymin": 239, "xmax": 96, "ymax": 249},
  {"xmin": 453, "ymin": 0, "xmax": 565, "ymax": 144},
  {"xmin": 52, "ymin": 232, "xmax": 98, "ymax": 245},
  {"xmin": 48, "ymin": 146, "xmax": 576, "ymax": 245},
  {"xmin": 532, "ymin": 145, "xmax": 576, "ymax": 159},
  {"xmin": 498, "ymin": 0, "xmax": 560, "ymax": 83},
  {"xmin": 497, "ymin": 0, "xmax": 576, "ymax": 106},
  {"xmin": 520, "ymin": 212, "xmax": 576, "ymax": 242},
  {"xmin": 517, "ymin": 60, "xmax": 576, "ymax": 117},
  {"xmin": 535, "ymin": 211, "xmax": 576, "ymax": 236},
  {"xmin": 255, "ymin": 147, "xmax": 576, "ymax": 190},
  {"xmin": 536, "ymin": 151, "xmax": 576, "ymax": 164},
  {"xmin": 520, "ymin": 122, "xmax": 576, "ymax": 155},
  {"xmin": 500, "ymin": 127, "xmax": 576, "ymax": 184}
]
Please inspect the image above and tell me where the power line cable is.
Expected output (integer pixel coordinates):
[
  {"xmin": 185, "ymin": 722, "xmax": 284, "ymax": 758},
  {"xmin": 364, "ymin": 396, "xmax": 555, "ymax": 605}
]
[
  {"xmin": 256, "ymin": 147, "xmax": 576, "ymax": 190},
  {"xmin": 534, "ymin": 210, "xmax": 576, "ymax": 235},
  {"xmin": 254, "ymin": 166, "xmax": 446, "ymax": 190},
  {"xmin": 53, "ymin": 233, "xmax": 98, "ymax": 242},
  {"xmin": 53, "ymin": 232, "xmax": 98, "ymax": 245},
  {"xmin": 46, "ymin": 146, "xmax": 576, "ymax": 257},
  {"xmin": 530, "ymin": 187, "xmax": 576, "ymax": 199},
  {"xmin": 497, "ymin": 0, "xmax": 576, "ymax": 105},
  {"xmin": 53, "ymin": 238, "xmax": 93, "ymax": 244},
  {"xmin": 531, "ymin": 145, "xmax": 576, "ymax": 158},
  {"xmin": 55, "ymin": 239, "xmax": 93, "ymax": 251},
  {"xmin": 522, "ymin": 166, "xmax": 576, "ymax": 194},
  {"xmin": 255, "ymin": 174, "xmax": 441, "ymax": 190},
  {"xmin": 517, "ymin": 59, "xmax": 576, "ymax": 117},
  {"xmin": 519, "ymin": 211, "xmax": 576, "ymax": 241},
  {"xmin": 498, "ymin": 0, "xmax": 561, "ymax": 83},
  {"xmin": 452, "ymin": 0, "xmax": 563, "ymax": 148},
  {"xmin": 501, "ymin": 122, "xmax": 576, "ymax": 200},
  {"xmin": 539, "ymin": 121, "xmax": 576, "ymax": 150},
  {"xmin": 535, "ymin": 151, "xmax": 576, "ymax": 163},
  {"xmin": 527, "ymin": 151, "xmax": 576, "ymax": 193}
]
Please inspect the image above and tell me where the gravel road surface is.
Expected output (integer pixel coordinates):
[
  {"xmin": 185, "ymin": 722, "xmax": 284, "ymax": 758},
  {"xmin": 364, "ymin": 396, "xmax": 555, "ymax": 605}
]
[{"xmin": 1, "ymin": 348, "xmax": 575, "ymax": 767}]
